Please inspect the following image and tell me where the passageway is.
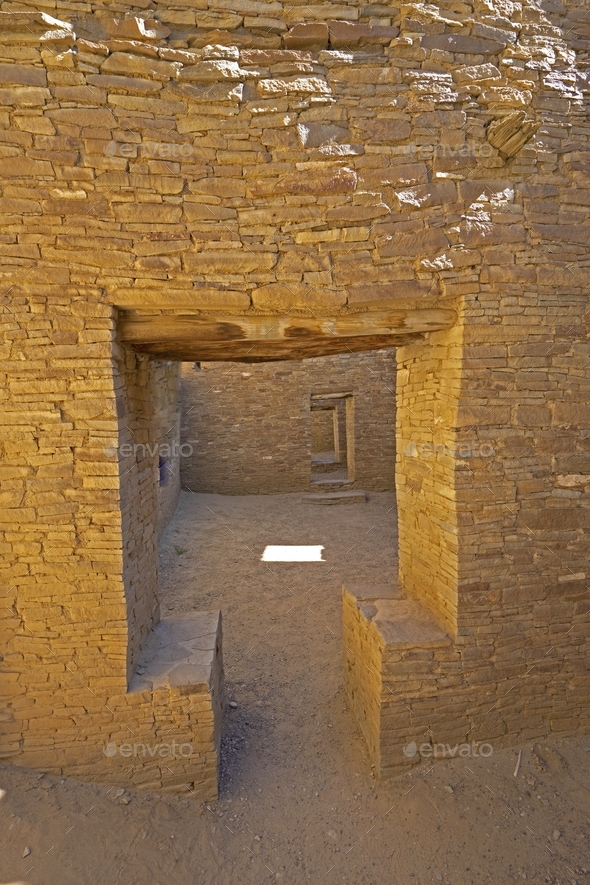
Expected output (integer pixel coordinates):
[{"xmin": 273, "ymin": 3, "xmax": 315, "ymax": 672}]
[{"xmin": 158, "ymin": 490, "xmax": 398, "ymax": 789}]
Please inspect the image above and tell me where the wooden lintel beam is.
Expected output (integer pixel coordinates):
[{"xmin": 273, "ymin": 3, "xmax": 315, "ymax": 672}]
[{"xmin": 119, "ymin": 308, "xmax": 457, "ymax": 362}]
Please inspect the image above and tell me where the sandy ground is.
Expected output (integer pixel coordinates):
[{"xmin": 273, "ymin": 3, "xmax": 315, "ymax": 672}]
[{"xmin": 1, "ymin": 491, "xmax": 589, "ymax": 885}]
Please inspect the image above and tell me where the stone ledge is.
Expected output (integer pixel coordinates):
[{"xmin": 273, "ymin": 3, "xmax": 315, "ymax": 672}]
[
  {"xmin": 347, "ymin": 584, "xmax": 451, "ymax": 650},
  {"xmin": 303, "ymin": 490, "xmax": 367, "ymax": 504},
  {"xmin": 130, "ymin": 610, "xmax": 221, "ymax": 693}
]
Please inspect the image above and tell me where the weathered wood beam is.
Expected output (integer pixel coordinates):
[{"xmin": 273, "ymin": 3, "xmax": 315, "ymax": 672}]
[{"xmin": 119, "ymin": 308, "xmax": 457, "ymax": 362}]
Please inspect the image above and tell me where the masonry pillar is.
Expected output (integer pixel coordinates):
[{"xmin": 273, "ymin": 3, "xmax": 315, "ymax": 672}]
[{"xmin": 394, "ymin": 291, "xmax": 590, "ymax": 743}]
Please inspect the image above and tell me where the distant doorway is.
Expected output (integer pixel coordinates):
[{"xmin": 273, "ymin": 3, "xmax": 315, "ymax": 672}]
[{"xmin": 310, "ymin": 392, "xmax": 355, "ymax": 486}]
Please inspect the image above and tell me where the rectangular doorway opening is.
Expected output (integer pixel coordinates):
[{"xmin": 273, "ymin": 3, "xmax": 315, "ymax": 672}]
[{"xmin": 310, "ymin": 392, "xmax": 355, "ymax": 486}]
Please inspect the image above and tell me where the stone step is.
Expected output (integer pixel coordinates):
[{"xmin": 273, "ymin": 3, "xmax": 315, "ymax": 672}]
[
  {"xmin": 311, "ymin": 459, "xmax": 344, "ymax": 474},
  {"xmin": 303, "ymin": 490, "xmax": 367, "ymax": 504}
]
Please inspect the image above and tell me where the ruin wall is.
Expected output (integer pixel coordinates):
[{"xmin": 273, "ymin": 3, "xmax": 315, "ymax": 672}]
[
  {"xmin": 179, "ymin": 350, "xmax": 396, "ymax": 494},
  {"xmin": 0, "ymin": 0, "xmax": 589, "ymax": 791}
]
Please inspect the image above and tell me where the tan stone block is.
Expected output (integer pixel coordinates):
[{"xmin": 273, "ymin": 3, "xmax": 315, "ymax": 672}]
[
  {"xmin": 189, "ymin": 178, "xmax": 246, "ymax": 199},
  {"xmin": 249, "ymin": 167, "xmax": 357, "ymax": 197},
  {"xmin": 0, "ymin": 197, "xmax": 41, "ymax": 215},
  {"xmin": 396, "ymin": 181, "xmax": 457, "ymax": 209},
  {"xmin": 347, "ymin": 280, "xmax": 435, "ymax": 304},
  {"xmin": 517, "ymin": 507, "xmax": 590, "ymax": 531},
  {"xmin": 359, "ymin": 164, "xmax": 429, "ymax": 189},
  {"xmin": 283, "ymin": 23, "xmax": 329, "ymax": 49},
  {"xmin": 51, "ymin": 248, "xmax": 133, "ymax": 269},
  {"xmin": 0, "ymin": 86, "xmax": 50, "ymax": 106},
  {"xmin": 114, "ymin": 203, "xmax": 182, "ymax": 224},
  {"xmin": 178, "ymin": 60, "xmax": 244, "ymax": 82},
  {"xmin": 49, "ymin": 107, "xmax": 117, "ymax": 128},
  {"xmin": 101, "ymin": 53, "xmax": 180, "ymax": 82},
  {"xmin": 14, "ymin": 115, "xmax": 55, "ymax": 135},
  {"xmin": 455, "ymin": 405, "xmax": 511, "ymax": 426},
  {"xmin": 481, "ymin": 265, "xmax": 535, "ymax": 283},
  {"xmin": 378, "ymin": 228, "xmax": 448, "ymax": 259},
  {"xmin": 515, "ymin": 405, "xmax": 550, "ymax": 426},
  {"xmin": 183, "ymin": 250, "xmax": 276, "ymax": 274},
  {"xmin": 537, "ymin": 267, "xmax": 589, "ymax": 287},
  {"xmin": 354, "ymin": 118, "xmax": 411, "ymax": 143},
  {"xmin": 241, "ymin": 49, "xmax": 312, "ymax": 65},
  {"xmin": 284, "ymin": 3, "xmax": 358, "ymax": 21},
  {"xmin": 0, "ymin": 157, "xmax": 53, "ymax": 177},
  {"xmin": 0, "ymin": 63, "xmax": 47, "ymax": 86},
  {"xmin": 421, "ymin": 34, "xmax": 505, "ymax": 53},
  {"xmin": 86, "ymin": 73, "xmax": 163, "ymax": 94},
  {"xmin": 325, "ymin": 203, "xmax": 390, "ymax": 223},
  {"xmin": 183, "ymin": 203, "xmax": 238, "ymax": 222},
  {"xmin": 460, "ymin": 222, "xmax": 525, "ymax": 248},
  {"xmin": 257, "ymin": 76, "xmax": 331, "ymax": 96},
  {"xmin": 553, "ymin": 403, "xmax": 590, "ymax": 426},
  {"xmin": 460, "ymin": 179, "xmax": 513, "ymax": 204},
  {"xmin": 196, "ymin": 11, "xmax": 242, "ymax": 29},
  {"xmin": 252, "ymin": 282, "xmax": 346, "ymax": 310},
  {"xmin": 107, "ymin": 94, "xmax": 187, "ymax": 116},
  {"xmin": 329, "ymin": 21, "xmax": 398, "ymax": 47}
]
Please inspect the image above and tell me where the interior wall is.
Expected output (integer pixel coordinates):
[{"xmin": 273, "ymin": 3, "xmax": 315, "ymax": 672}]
[
  {"xmin": 153, "ymin": 361, "xmax": 182, "ymax": 538},
  {"xmin": 396, "ymin": 321, "xmax": 463, "ymax": 636},
  {"xmin": 311, "ymin": 408, "xmax": 336, "ymax": 455},
  {"xmin": 114, "ymin": 352, "xmax": 181, "ymax": 675},
  {"xmin": 179, "ymin": 350, "xmax": 396, "ymax": 495}
]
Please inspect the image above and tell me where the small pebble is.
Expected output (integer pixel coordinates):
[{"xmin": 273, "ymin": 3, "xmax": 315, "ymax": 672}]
[
  {"xmin": 229, "ymin": 701, "xmax": 238, "ymax": 709},
  {"xmin": 113, "ymin": 788, "xmax": 125, "ymax": 799},
  {"xmin": 255, "ymin": 835, "xmax": 261, "ymax": 841},
  {"xmin": 436, "ymin": 874, "xmax": 443, "ymax": 882},
  {"xmin": 23, "ymin": 846, "xmax": 31, "ymax": 858},
  {"xmin": 552, "ymin": 829, "xmax": 561, "ymax": 841},
  {"xmin": 444, "ymin": 785, "xmax": 454, "ymax": 794}
]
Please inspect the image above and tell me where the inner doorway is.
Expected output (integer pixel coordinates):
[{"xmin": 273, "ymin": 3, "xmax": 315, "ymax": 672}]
[{"xmin": 310, "ymin": 392, "xmax": 355, "ymax": 486}]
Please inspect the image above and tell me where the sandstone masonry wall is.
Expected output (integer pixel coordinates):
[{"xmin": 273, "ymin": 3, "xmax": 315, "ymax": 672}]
[
  {"xmin": 179, "ymin": 350, "xmax": 396, "ymax": 494},
  {"xmin": 0, "ymin": 0, "xmax": 589, "ymax": 790}
]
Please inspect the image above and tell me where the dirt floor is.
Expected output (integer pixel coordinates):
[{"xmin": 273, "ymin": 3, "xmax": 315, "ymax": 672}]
[{"xmin": 1, "ymin": 491, "xmax": 589, "ymax": 885}]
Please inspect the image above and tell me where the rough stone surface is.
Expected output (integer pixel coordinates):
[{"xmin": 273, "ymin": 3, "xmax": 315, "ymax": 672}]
[
  {"xmin": 179, "ymin": 351, "xmax": 396, "ymax": 494},
  {"xmin": 0, "ymin": 0, "xmax": 589, "ymax": 797}
]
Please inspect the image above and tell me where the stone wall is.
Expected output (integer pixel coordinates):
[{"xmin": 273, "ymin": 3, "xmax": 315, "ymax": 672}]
[
  {"xmin": 0, "ymin": 297, "xmax": 191, "ymax": 787},
  {"xmin": 152, "ymin": 361, "xmax": 182, "ymax": 537},
  {"xmin": 179, "ymin": 350, "xmax": 396, "ymax": 494},
  {"xmin": 0, "ymin": 0, "xmax": 589, "ymax": 793}
]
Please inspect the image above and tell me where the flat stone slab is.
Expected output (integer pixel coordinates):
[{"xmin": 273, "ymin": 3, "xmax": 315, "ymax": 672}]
[
  {"xmin": 344, "ymin": 584, "xmax": 450, "ymax": 649},
  {"xmin": 303, "ymin": 490, "xmax": 367, "ymax": 504},
  {"xmin": 130, "ymin": 610, "xmax": 221, "ymax": 693}
]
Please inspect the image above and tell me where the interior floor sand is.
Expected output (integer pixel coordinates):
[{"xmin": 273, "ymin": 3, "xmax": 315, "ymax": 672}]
[{"xmin": 1, "ymin": 491, "xmax": 589, "ymax": 884}]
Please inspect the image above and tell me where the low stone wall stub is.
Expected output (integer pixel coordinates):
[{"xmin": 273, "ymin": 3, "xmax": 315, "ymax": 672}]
[{"xmin": 343, "ymin": 584, "xmax": 590, "ymax": 778}]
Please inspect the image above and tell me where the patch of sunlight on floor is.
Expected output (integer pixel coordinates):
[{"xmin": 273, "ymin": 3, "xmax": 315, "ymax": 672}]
[{"xmin": 261, "ymin": 545, "xmax": 325, "ymax": 562}]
